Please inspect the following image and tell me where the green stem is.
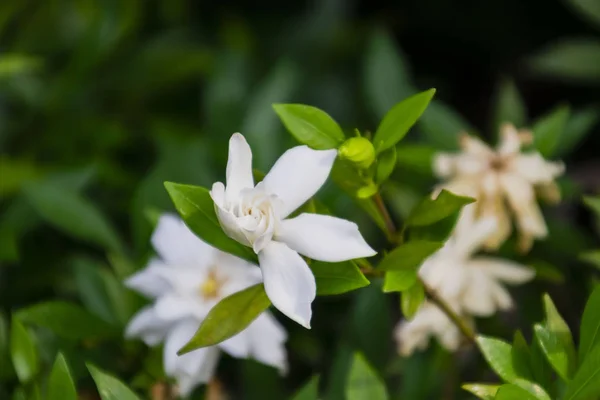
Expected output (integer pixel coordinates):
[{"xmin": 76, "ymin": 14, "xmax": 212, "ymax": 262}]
[{"xmin": 372, "ymin": 192, "xmax": 397, "ymax": 240}]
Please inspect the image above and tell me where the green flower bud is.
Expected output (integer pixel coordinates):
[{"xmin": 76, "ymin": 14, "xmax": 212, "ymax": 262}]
[
  {"xmin": 356, "ymin": 181, "xmax": 378, "ymax": 199},
  {"xmin": 338, "ymin": 137, "xmax": 376, "ymax": 169}
]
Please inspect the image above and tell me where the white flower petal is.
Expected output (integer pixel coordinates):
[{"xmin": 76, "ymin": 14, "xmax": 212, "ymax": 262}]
[
  {"xmin": 151, "ymin": 214, "xmax": 214, "ymax": 266},
  {"xmin": 459, "ymin": 134, "xmax": 494, "ymax": 157},
  {"xmin": 225, "ymin": 133, "xmax": 254, "ymax": 202},
  {"xmin": 497, "ymin": 123, "xmax": 522, "ymax": 155},
  {"xmin": 247, "ymin": 313, "xmax": 288, "ymax": 373},
  {"xmin": 125, "ymin": 306, "xmax": 169, "ymax": 346},
  {"xmin": 258, "ymin": 241, "xmax": 316, "ymax": 328},
  {"xmin": 452, "ymin": 216, "xmax": 498, "ymax": 258},
  {"xmin": 510, "ymin": 153, "xmax": 564, "ymax": 184},
  {"xmin": 489, "ymin": 279, "xmax": 514, "ymax": 311},
  {"xmin": 154, "ymin": 295, "xmax": 206, "ymax": 322},
  {"xmin": 124, "ymin": 260, "xmax": 171, "ymax": 298},
  {"xmin": 469, "ymin": 257, "xmax": 535, "ymax": 284},
  {"xmin": 276, "ymin": 213, "xmax": 376, "ymax": 262},
  {"xmin": 501, "ymin": 174, "xmax": 548, "ymax": 239},
  {"xmin": 262, "ymin": 146, "xmax": 337, "ymax": 218},
  {"xmin": 461, "ymin": 271, "xmax": 496, "ymax": 316},
  {"xmin": 432, "ymin": 153, "xmax": 456, "ymax": 178},
  {"xmin": 211, "ymin": 191, "xmax": 253, "ymax": 247},
  {"xmin": 219, "ymin": 331, "xmax": 250, "ymax": 358}
]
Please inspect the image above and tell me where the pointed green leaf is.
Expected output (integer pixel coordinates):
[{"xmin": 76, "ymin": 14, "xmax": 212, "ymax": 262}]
[
  {"xmin": 401, "ymin": 280, "xmax": 425, "ymax": 319},
  {"xmin": 532, "ymin": 105, "xmax": 570, "ymax": 157},
  {"xmin": 527, "ymin": 39, "xmax": 600, "ymax": 84},
  {"xmin": 373, "ymin": 89, "xmax": 436, "ymax": 153},
  {"xmin": 529, "ymin": 339, "xmax": 553, "ymax": 394},
  {"xmin": 377, "ymin": 241, "xmax": 443, "ymax": 272},
  {"xmin": 273, "ymin": 104, "xmax": 345, "ymax": 150},
  {"xmin": 476, "ymin": 336, "xmax": 517, "ymax": 383},
  {"xmin": 533, "ymin": 324, "xmax": 571, "ymax": 381},
  {"xmin": 383, "ymin": 270, "xmax": 418, "ymax": 293},
  {"xmin": 556, "ymin": 106, "xmax": 600, "ymax": 157},
  {"xmin": 87, "ymin": 364, "xmax": 141, "ymax": 400},
  {"xmin": 291, "ymin": 375, "xmax": 320, "ymax": 400},
  {"xmin": 10, "ymin": 318, "xmax": 38, "ymax": 383},
  {"xmin": 47, "ymin": 353, "xmax": 76, "ymax": 400},
  {"xmin": 310, "ymin": 261, "xmax": 369, "ymax": 296},
  {"xmin": 580, "ymin": 250, "xmax": 600, "ymax": 269},
  {"xmin": 494, "ymin": 384, "xmax": 538, "ymax": 400},
  {"xmin": 164, "ymin": 182, "xmax": 256, "ymax": 263},
  {"xmin": 579, "ymin": 286, "xmax": 600, "ymax": 363},
  {"xmin": 461, "ymin": 383, "xmax": 499, "ymax": 399},
  {"xmin": 375, "ymin": 146, "xmax": 397, "ymax": 184},
  {"xmin": 541, "ymin": 294, "xmax": 577, "ymax": 378},
  {"xmin": 406, "ymin": 189, "xmax": 475, "ymax": 227},
  {"xmin": 492, "ymin": 78, "xmax": 527, "ymax": 132},
  {"xmin": 512, "ymin": 331, "xmax": 534, "ymax": 381},
  {"xmin": 178, "ymin": 284, "xmax": 270, "ymax": 354},
  {"xmin": 562, "ymin": 344, "xmax": 600, "ymax": 400},
  {"xmin": 346, "ymin": 353, "xmax": 389, "ymax": 400}
]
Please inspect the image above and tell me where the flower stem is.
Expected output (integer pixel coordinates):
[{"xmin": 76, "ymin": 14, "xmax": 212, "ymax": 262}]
[{"xmin": 372, "ymin": 192, "xmax": 397, "ymax": 239}]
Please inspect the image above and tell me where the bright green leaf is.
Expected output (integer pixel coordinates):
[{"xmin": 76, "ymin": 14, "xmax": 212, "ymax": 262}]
[
  {"xmin": 401, "ymin": 280, "xmax": 425, "ymax": 319},
  {"xmin": 513, "ymin": 379, "xmax": 552, "ymax": 400},
  {"xmin": 461, "ymin": 383, "xmax": 499, "ymax": 399},
  {"xmin": 16, "ymin": 301, "xmax": 117, "ymax": 340},
  {"xmin": 373, "ymin": 89, "xmax": 436, "ymax": 153},
  {"xmin": 87, "ymin": 364, "xmax": 141, "ymax": 400},
  {"xmin": 409, "ymin": 209, "xmax": 462, "ymax": 242},
  {"xmin": 23, "ymin": 182, "xmax": 122, "ymax": 253},
  {"xmin": 532, "ymin": 105, "xmax": 570, "ymax": 157},
  {"xmin": 541, "ymin": 294, "xmax": 577, "ymax": 378},
  {"xmin": 494, "ymin": 384, "xmax": 538, "ymax": 400},
  {"xmin": 533, "ymin": 323, "xmax": 571, "ymax": 381},
  {"xmin": 10, "ymin": 318, "xmax": 38, "ymax": 383},
  {"xmin": 47, "ymin": 353, "xmax": 76, "ymax": 400},
  {"xmin": 527, "ymin": 38, "xmax": 600, "ymax": 83},
  {"xmin": 476, "ymin": 336, "xmax": 518, "ymax": 383},
  {"xmin": 291, "ymin": 375, "xmax": 320, "ymax": 400},
  {"xmin": 419, "ymin": 101, "xmax": 474, "ymax": 150},
  {"xmin": 346, "ymin": 353, "xmax": 389, "ymax": 400},
  {"xmin": 272, "ymin": 104, "xmax": 345, "ymax": 150},
  {"xmin": 377, "ymin": 241, "xmax": 443, "ymax": 272},
  {"xmin": 164, "ymin": 182, "xmax": 256, "ymax": 263},
  {"xmin": 529, "ymin": 339, "xmax": 553, "ymax": 394},
  {"xmin": 512, "ymin": 331, "xmax": 534, "ymax": 381},
  {"xmin": 178, "ymin": 284, "xmax": 270, "ymax": 354},
  {"xmin": 579, "ymin": 286, "xmax": 600, "ymax": 363},
  {"xmin": 406, "ymin": 189, "xmax": 475, "ymax": 227},
  {"xmin": 563, "ymin": 344, "xmax": 600, "ymax": 400},
  {"xmin": 492, "ymin": 78, "xmax": 527, "ymax": 133},
  {"xmin": 375, "ymin": 146, "xmax": 397, "ymax": 184},
  {"xmin": 310, "ymin": 261, "xmax": 370, "ymax": 296},
  {"xmin": 383, "ymin": 270, "xmax": 418, "ymax": 293}
]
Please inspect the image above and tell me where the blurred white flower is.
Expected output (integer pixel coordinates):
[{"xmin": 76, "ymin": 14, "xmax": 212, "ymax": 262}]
[
  {"xmin": 125, "ymin": 214, "xmax": 287, "ymax": 397},
  {"xmin": 433, "ymin": 123, "xmax": 564, "ymax": 252},
  {"xmin": 210, "ymin": 133, "xmax": 376, "ymax": 328}
]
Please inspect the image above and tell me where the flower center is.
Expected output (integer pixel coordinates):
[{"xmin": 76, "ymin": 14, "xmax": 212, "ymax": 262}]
[
  {"xmin": 199, "ymin": 269, "xmax": 225, "ymax": 300},
  {"xmin": 488, "ymin": 155, "xmax": 506, "ymax": 171}
]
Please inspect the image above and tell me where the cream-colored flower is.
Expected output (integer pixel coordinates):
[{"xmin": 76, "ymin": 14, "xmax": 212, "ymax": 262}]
[{"xmin": 433, "ymin": 123, "xmax": 564, "ymax": 252}]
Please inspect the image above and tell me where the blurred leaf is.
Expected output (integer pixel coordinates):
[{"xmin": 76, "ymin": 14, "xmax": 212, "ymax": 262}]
[
  {"xmin": 530, "ymin": 261, "xmax": 565, "ymax": 284},
  {"xmin": 364, "ymin": 29, "xmax": 415, "ymax": 119},
  {"xmin": 375, "ymin": 146, "xmax": 397, "ymax": 184},
  {"xmin": 401, "ymin": 280, "xmax": 425, "ymax": 319},
  {"xmin": 562, "ymin": 344, "xmax": 600, "ymax": 400},
  {"xmin": 395, "ymin": 144, "xmax": 437, "ymax": 176},
  {"xmin": 164, "ymin": 182, "xmax": 256, "ymax": 263},
  {"xmin": 72, "ymin": 257, "xmax": 120, "ymax": 325},
  {"xmin": 476, "ymin": 336, "xmax": 517, "ymax": 382},
  {"xmin": 579, "ymin": 286, "xmax": 600, "ymax": 363},
  {"xmin": 492, "ymin": 78, "xmax": 527, "ymax": 132},
  {"xmin": 87, "ymin": 364, "xmax": 141, "ymax": 400},
  {"xmin": 512, "ymin": 331, "xmax": 534, "ymax": 381},
  {"xmin": 580, "ymin": 250, "xmax": 600, "ymax": 269},
  {"xmin": 378, "ymin": 241, "xmax": 443, "ymax": 272},
  {"xmin": 540, "ymin": 294, "xmax": 577, "ymax": 378},
  {"xmin": 178, "ymin": 284, "xmax": 270, "ymax": 354},
  {"xmin": 23, "ymin": 182, "xmax": 122, "ymax": 253},
  {"xmin": 530, "ymin": 339, "xmax": 553, "ymax": 394},
  {"xmin": 383, "ymin": 270, "xmax": 417, "ymax": 292},
  {"xmin": 0, "ymin": 157, "xmax": 41, "ymax": 197},
  {"xmin": 526, "ymin": 38, "xmax": 600, "ymax": 84},
  {"xmin": 346, "ymin": 353, "xmax": 389, "ymax": 400},
  {"xmin": 406, "ymin": 189, "xmax": 475, "ymax": 226},
  {"xmin": 532, "ymin": 105, "xmax": 570, "ymax": 157},
  {"xmin": 461, "ymin": 383, "xmax": 499, "ymax": 399},
  {"xmin": 373, "ymin": 89, "xmax": 436, "ymax": 153},
  {"xmin": 10, "ymin": 318, "xmax": 39, "ymax": 383},
  {"xmin": 16, "ymin": 301, "xmax": 116, "ymax": 340},
  {"xmin": 0, "ymin": 54, "xmax": 42, "ymax": 79},
  {"xmin": 291, "ymin": 375, "xmax": 320, "ymax": 400},
  {"xmin": 584, "ymin": 196, "xmax": 600, "ymax": 218},
  {"xmin": 494, "ymin": 384, "xmax": 538, "ymax": 400},
  {"xmin": 310, "ymin": 261, "xmax": 370, "ymax": 296},
  {"xmin": 47, "ymin": 353, "xmax": 76, "ymax": 400},
  {"xmin": 273, "ymin": 104, "xmax": 345, "ymax": 150},
  {"xmin": 409, "ymin": 210, "xmax": 461, "ymax": 242},
  {"xmin": 419, "ymin": 101, "xmax": 474, "ymax": 150},
  {"xmin": 382, "ymin": 182, "xmax": 421, "ymax": 220},
  {"xmin": 556, "ymin": 106, "xmax": 600, "ymax": 156},
  {"xmin": 0, "ymin": 227, "xmax": 18, "ymax": 262},
  {"xmin": 566, "ymin": 0, "xmax": 600, "ymax": 26},
  {"xmin": 0, "ymin": 312, "xmax": 13, "ymax": 380}
]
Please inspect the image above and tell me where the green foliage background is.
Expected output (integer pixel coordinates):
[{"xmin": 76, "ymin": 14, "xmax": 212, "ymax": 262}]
[{"xmin": 1, "ymin": 0, "xmax": 599, "ymax": 398}]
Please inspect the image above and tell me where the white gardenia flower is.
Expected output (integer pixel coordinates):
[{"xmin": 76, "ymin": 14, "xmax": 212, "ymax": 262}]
[
  {"xmin": 210, "ymin": 133, "xmax": 376, "ymax": 328},
  {"xmin": 433, "ymin": 123, "xmax": 564, "ymax": 252},
  {"xmin": 125, "ymin": 214, "xmax": 287, "ymax": 397}
]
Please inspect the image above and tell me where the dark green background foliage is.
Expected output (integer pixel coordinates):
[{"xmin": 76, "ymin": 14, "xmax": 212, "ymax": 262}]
[{"xmin": 1, "ymin": 0, "xmax": 598, "ymax": 398}]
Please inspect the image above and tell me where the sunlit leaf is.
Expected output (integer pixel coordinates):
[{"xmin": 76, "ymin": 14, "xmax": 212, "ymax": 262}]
[
  {"xmin": 562, "ymin": 344, "xmax": 600, "ymax": 400},
  {"xmin": 401, "ymin": 280, "xmax": 425, "ymax": 319},
  {"xmin": 461, "ymin": 383, "xmax": 499, "ymax": 399},
  {"xmin": 375, "ymin": 146, "xmax": 397, "ymax": 184},
  {"xmin": 378, "ymin": 241, "xmax": 443, "ymax": 272},
  {"xmin": 310, "ymin": 261, "xmax": 370, "ymax": 296},
  {"xmin": 273, "ymin": 104, "xmax": 345, "ymax": 150},
  {"xmin": 476, "ymin": 336, "xmax": 517, "ymax": 383},
  {"xmin": 10, "ymin": 318, "xmax": 38, "ymax": 383},
  {"xmin": 87, "ymin": 364, "xmax": 141, "ymax": 400},
  {"xmin": 406, "ymin": 189, "xmax": 475, "ymax": 227}
]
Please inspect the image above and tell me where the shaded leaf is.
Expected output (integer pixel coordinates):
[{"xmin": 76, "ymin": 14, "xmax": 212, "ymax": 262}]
[
  {"xmin": 377, "ymin": 241, "xmax": 443, "ymax": 272},
  {"xmin": 291, "ymin": 375, "xmax": 320, "ymax": 400},
  {"xmin": 375, "ymin": 146, "xmax": 397, "ymax": 184},
  {"xmin": 401, "ymin": 280, "xmax": 425, "ymax": 319},
  {"xmin": 346, "ymin": 353, "xmax": 389, "ymax": 400},
  {"xmin": 532, "ymin": 105, "xmax": 570, "ymax": 158},
  {"xmin": 47, "ymin": 353, "xmax": 76, "ymax": 400},
  {"xmin": 494, "ymin": 384, "xmax": 538, "ymax": 400},
  {"xmin": 527, "ymin": 39, "xmax": 600, "ymax": 84},
  {"xmin": 512, "ymin": 331, "xmax": 534, "ymax": 381},
  {"xmin": 566, "ymin": 0, "xmax": 600, "ymax": 26},
  {"xmin": 10, "ymin": 318, "xmax": 38, "ymax": 383},
  {"xmin": 406, "ymin": 189, "xmax": 475, "ymax": 227},
  {"xmin": 556, "ymin": 106, "xmax": 600, "ymax": 157},
  {"xmin": 87, "ymin": 364, "xmax": 141, "ymax": 400},
  {"xmin": 579, "ymin": 286, "xmax": 600, "ymax": 363},
  {"xmin": 492, "ymin": 78, "xmax": 527, "ymax": 133},
  {"xmin": 310, "ymin": 261, "xmax": 370, "ymax": 296},
  {"xmin": 419, "ymin": 101, "xmax": 474, "ymax": 150},
  {"xmin": 533, "ymin": 323, "xmax": 571, "ymax": 381},
  {"xmin": 562, "ymin": 344, "xmax": 600, "ymax": 400}
]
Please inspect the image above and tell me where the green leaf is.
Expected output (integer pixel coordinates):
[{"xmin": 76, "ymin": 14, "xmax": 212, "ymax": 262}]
[
  {"xmin": 579, "ymin": 286, "xmax": 600, "ymax": 363},
  {"xmin": 566, "ymin": 0, "xmax": 600, "ymax": 26},
  {"xmin": 494, "ymin": 384, "xmax": 538, "ymax": 400},
  {"xmin": 476, "ymin": 336, "xmax": 517, "ymax": 383},
  {"xmin": 533, "ymin": 324, "xmax": 571, "ymax": 381},
  {"xmin": 10, "ymin": 318, "xmax": 38, "ymax": 383},
  {"xmin": 178, "ymin": 284, "xmax": 270, "ymax": 354},
  {"xmin": 409, "ymin": 210, "xmax": 461, "ymax": 242},
  {"xmin": 461, "ymin": 383, "xmax": 500, "ymax": 399},
  {"xmin": 395, "ymin": 144, "xmax": 437, "ymax": 176},
  {"xmin": 373, "ymin": 89, "xmax": 436, "ymax": 153},
  {"xmin": 16, "ymin": 301, "xmax": 117, "ymax": 340},
  {"xmin": 383, "ymin": 270, "xmax": 418, "ymax": 292},
  {"xmin": 164, "ymin": 182, "xmax": 256, "ymax": 263},
  {"xmin": 406, "ymin": 189, "xmax": 475, "ymax": 227},
  {"xmin": 377, "ymin": 241, "xmax": 443, "ymax": 272},
  {"xmin": 541, "ymin": 294, "xmax": 577, "ymax": 378},
  {"xmin": 527, "ymin": 38, "xmax": 600, "ymax": 84},
  {"xmin": 375, "ymin": 146, "xmax": 397, "ymax": 184},
  {"xmin": 580, "ymin": 250, "xmax": 600, "ymax": 269},
  {"xmin": 272, "ymin": 104, "xmax": 345, "ymax": 150},
  {"xmin": 529, "ymin": 261, "xmax": 565, "ymax": 284},
  {"xmin": 512, "ymin": 331, "xmax": 534, "ymax": 381},
  {"xmin": 47, "ymin": 353, "xmax": 76, "ymax": 400},
  {"xmin": 363, "ymin": 29, "xmax": 415, "ymax": 119},
  {"xmin": 419, "ymin": 101, "xmax": 474, "ymax": 150},
  {"xmin": 401, "ymin": 280, "xmax": 425, "ymax": 319},
  {"xmin": 530, "ymin": 339, "xmax": 553, "ymax": 394},
  {"xmin": 532, "ymin": 105, "xmax": 570, "ymax": 157},
  {"xmin": 556, "ymin": 106, "xmax": 600, "ymax": 157},
  {"xmin": 310, "ymin": 261, "xmax": 370, "ymax": 296},
  {"xmin": 87, "ymin": 364, "xmax": 141, "ymax": 400},
  {"xmin": 291, "ymin": 375, "xmax": 320, "ymax": 400},
  {"xmin": 562, "ymin": 344, "xmax": 600, "ymax": 400},
  {"xmin": 513, "ymin": 379, "xmax": 552, "ymax": 400},
  {"xmin": 584, "ymin": 196, "xmax": 600, "ymax": 218},
  {"xmin": 492, "ymin": 78, "xmax": 527, "ymax": 133},
  {"xmin": 22, "ymin": 182, "xmax": 122, "ymax": 253},
  {"xmin": 346, "ymin": 353, "xmax": 389, "ymax": 400}
]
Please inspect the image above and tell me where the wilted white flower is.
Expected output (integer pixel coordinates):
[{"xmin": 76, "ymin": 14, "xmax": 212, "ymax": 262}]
[
  {"xmin": 125, "ymin": 214, "xmax": 287, "ymax": 396},
  {"xmin": 210, "ymin": 133, "xmax": 376, "ymax": 328},
  {"xmin": 433, "ymin": 123, "xmax": 564, "ymax": 252}
]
